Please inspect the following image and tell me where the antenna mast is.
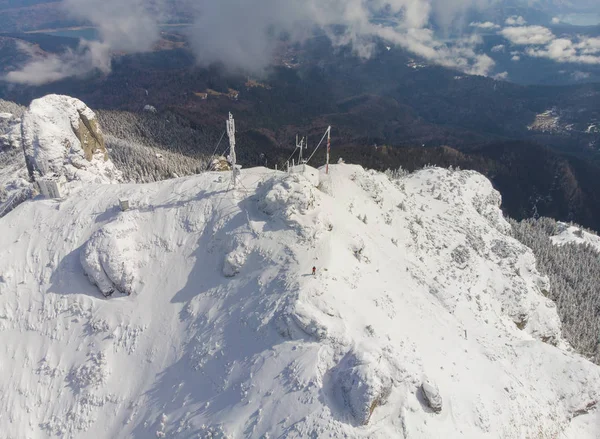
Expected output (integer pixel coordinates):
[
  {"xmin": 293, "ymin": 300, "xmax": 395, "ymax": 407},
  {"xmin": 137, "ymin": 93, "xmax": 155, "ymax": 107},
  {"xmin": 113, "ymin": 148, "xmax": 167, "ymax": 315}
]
[
  {"xmin": 297, "ymin": 135, "xmax": 306, "ymax": 164},
  {"xmin": 226, "ymin": 112, "xmax": 237, "ymax": 188},
  {"xmin": 326, "ymin": 126, "xmax": 331, "ymax": 174}
]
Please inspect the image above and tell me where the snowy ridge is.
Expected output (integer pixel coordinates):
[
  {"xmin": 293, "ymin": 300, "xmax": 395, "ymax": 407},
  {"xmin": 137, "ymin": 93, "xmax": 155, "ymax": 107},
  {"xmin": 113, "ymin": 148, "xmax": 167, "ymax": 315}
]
[
  {"xmin": 551, "ymin": 221, "xmax": 600, "ymax": 253},
  {"xmin": 0, "ymin": 165, "xmax": 598, "ymax": 438}
]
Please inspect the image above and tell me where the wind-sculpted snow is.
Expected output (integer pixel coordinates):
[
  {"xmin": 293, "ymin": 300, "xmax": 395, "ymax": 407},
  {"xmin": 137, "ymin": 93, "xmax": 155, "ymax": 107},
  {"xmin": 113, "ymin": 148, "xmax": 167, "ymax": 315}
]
[{"xmin": 0, "ymin": 165, "xmax": 598, "ymax": 438}]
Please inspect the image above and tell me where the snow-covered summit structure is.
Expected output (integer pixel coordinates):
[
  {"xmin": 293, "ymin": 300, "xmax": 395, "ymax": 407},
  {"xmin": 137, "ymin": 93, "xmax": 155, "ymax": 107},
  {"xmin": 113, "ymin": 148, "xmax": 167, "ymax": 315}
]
[
  {"xmin": 21, "ymin": 94, "xmax": 121, "ymax": 185},
  {"xmin": 0, "ymin": 164, "xmax": 598, "ymax": 438}
]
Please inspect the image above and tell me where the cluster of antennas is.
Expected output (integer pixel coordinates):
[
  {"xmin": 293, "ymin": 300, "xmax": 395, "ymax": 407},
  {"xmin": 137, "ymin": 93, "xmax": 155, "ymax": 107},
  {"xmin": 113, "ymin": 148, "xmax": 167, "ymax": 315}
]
[{"xmin": 212, "ymin": 112, "xmax": 332, "ymax": 187}]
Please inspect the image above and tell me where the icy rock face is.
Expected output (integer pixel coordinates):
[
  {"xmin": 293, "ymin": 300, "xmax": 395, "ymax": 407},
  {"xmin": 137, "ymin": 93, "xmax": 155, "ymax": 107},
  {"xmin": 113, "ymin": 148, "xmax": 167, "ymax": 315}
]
[{"xmin": 21, "ymin": 94, "xmax": 121, "ymax": 184}]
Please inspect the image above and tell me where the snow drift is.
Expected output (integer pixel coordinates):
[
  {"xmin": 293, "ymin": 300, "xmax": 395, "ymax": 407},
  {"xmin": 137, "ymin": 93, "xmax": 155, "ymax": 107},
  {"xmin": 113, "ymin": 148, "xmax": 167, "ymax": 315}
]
[{"xmin": 0, "ymin": 164, "xmax": 598, "ymax": 438}]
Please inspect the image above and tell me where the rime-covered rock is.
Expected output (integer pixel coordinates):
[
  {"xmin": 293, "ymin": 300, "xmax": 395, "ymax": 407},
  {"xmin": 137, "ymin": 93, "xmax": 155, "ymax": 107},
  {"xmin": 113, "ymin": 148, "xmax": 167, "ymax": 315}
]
[
  {"xmin": 21, "ymin": 94, "xmax": 121, "ymax": 184},
  {"xmin": 207, "ymin": 156, "xmax": 231, "ymax": 171},
  {"xmin": 421, "ymin": 378, "xmax": 443, "ymax": 413},
  {"xmin": 336, "ymin": 348, "xmax": 395, "ymax": 425},
  {"xmin": 80, "ymin": 215, "xmax": 138, "ymax": 296}
]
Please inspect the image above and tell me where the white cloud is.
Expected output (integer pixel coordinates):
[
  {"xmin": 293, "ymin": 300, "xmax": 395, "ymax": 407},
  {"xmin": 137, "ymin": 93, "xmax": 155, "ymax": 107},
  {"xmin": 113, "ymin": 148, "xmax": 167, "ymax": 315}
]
[
  {"xmin": 5, "ymin": 0, "xmax": 498, "ymax": 84},
  {"xmin": 551, "ymin": 17, "xmax": 561, "ymax": 24},
  {"xmin": 470, "ymin": 21, "xmax": 500, "ymax": 29},
  {"xmin": 500, "ymin": 26, "xmax": 555, "ymax": 45},
  {"xmin": 505, "ymin": 16, "xmax": 526, "ymax": 26},
  {"xmin": 491, "ymin": 44, "xmax": 505, "ymax": 52},
  {"xmin": 493, "ymin": 71, "xmax": 508, "ymax": 80},
  {"xmin": 3, "ymin": 40, "xmax": 111, "ymax": 85},
  {"xmin": 526, "ymin": 36, "xmax": 600, "ymax": 64}
]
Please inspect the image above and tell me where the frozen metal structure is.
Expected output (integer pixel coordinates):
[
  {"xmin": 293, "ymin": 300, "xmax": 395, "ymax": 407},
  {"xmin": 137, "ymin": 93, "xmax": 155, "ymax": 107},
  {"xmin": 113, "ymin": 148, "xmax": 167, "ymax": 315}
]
[
  {"xmin": 296, "ymin": 135, "xmax": 307, "ymax": 164},
  {"xmin": 226, "ymin": 112, "xmax": 237, "ymax": 188},
  {"xmin": 326, "ymin": 126, "xmax": 331, "ymax": 174},
  {"xmin": 38, "ymin": 178, "xmax": 63, "ymax": 199},
  {"xmin": 303, "ymin": 125, "xmax": 332, "ymax": 173}
]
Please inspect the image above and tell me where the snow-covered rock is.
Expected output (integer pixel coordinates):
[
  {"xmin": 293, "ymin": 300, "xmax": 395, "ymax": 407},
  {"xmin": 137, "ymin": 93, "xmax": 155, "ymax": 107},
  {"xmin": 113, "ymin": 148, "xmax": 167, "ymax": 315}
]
[
  {"xmin": 80, "ymin": 213, "xmax": 140, "ymax": 296},
  {"xmin": 551, "ymin": 222, "xmax": 600, "ymax": 253},
  {"xmin": 207, "ymin": 156, "xmax": 231, "ymax": 171},
  {"xmin": 21, "ymin": 94, "xmax": 121, "ymax": 185},
  {"xmin": 0, "ymin": 164, "xmax": 598, "ymax": 438},
  {"xmin": 421, "ymin": 377, "xmax": 443, "ymax": 413}
]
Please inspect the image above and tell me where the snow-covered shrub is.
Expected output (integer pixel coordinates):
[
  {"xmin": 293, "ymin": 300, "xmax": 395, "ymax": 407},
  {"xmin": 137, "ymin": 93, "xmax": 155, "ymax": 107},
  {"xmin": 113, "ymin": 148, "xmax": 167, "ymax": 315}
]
[
  {"xmin": 68, "ymin": 351, "xmax": 110, "ymax": 391},
  {"xmin": 384, "ymin": 166, "xmax": 410, "ymax": 181},
  {"xmin": 451, "ymin": 245, "xmax": 470, "ymax": 268}
]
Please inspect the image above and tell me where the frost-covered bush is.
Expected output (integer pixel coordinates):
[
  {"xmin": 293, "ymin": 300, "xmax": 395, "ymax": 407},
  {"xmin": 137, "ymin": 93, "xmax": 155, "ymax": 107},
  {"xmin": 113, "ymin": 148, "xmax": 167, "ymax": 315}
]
[
  {"xmin": 451, "ymin": 245, "xmax": 470, "ymax": 268},
  {"xmin": 384, "ymin": 166, "xmax": 410, "ymax": 181},
  {"xmin": 68, "ymin": 352, "xmax": 110, "ymax": 391}
]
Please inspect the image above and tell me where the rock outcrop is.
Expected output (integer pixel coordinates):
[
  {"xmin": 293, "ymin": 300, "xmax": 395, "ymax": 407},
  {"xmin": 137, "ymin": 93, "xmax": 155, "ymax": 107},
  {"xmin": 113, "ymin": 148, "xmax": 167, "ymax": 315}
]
[{"xmin": 21, "ymin": 94, "xmax": 121, "ymax": 184}]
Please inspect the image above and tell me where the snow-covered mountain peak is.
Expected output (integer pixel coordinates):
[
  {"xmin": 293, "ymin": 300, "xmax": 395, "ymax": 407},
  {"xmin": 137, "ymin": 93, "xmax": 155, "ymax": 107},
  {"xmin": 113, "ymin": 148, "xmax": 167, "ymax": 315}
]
[
  {"xmin": 21, "ymin": 94, "xmax": 121, "ymax": 186},
  {"xmin": 0, "ymin": 164, "xmax": 598, "ymax": 438}
]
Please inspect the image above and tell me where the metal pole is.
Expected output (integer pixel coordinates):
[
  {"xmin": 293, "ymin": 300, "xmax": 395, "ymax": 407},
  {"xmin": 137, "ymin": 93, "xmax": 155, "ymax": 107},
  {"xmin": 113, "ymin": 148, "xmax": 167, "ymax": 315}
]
[
  {"xmin": 326, "ymin": 126, "xmax": 331, "ymax": 174},
  {"xmin": 226, "ymin": 112, "xmax": 236, "ymax": 188}
]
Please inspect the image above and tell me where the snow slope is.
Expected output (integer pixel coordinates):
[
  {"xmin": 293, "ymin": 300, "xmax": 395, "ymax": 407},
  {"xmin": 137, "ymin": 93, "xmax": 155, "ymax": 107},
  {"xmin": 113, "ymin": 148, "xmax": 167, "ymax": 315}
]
[
  {"xmin": 551, "ymin": 221, "xmax": 600, "ymax": 253},
  {"xmin": 0, "ymin": 165, "xmax": 599, "ymax": 438}
]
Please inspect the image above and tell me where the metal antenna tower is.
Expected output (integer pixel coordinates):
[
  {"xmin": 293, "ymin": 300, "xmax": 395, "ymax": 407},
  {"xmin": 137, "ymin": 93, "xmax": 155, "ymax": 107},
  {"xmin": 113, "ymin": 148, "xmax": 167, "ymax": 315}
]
[
  {"xmin": 296, "ymin": 135, "xmax": 306, "ymax": 164},
  {"xmin": 326, "ymin": 126, "xmax": 331, "ymax": 174},
  {"xmin": 226, "ymin": 112, "xmax": 237, "ymax": 188}
]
